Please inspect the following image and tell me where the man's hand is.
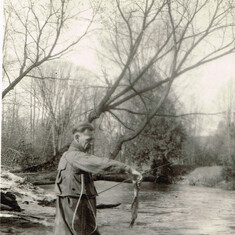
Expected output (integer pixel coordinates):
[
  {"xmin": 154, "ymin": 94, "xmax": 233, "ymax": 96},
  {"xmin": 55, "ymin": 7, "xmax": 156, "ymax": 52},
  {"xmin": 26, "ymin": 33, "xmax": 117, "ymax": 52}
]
[{"xmin": 130, "ymin": 168, "xmax": 143, "ymax": 184}]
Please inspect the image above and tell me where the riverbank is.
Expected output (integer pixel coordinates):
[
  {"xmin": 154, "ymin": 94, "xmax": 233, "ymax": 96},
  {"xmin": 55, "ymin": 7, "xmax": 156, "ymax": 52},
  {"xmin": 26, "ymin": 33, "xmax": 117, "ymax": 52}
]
[
  {"xmin": 181, "ymin": 166, "xmax": 235, "ymax": 190},
  {"xmin": 0, "ymin": 170, "xmax": 56, "ymax": 234},
  {"xmin": 9, "ymin": 164, "xmax": 235, "ymax": 191},
  {"xmin": 14, "ymin": 164, "xmax": 195, "ymax": 185}
]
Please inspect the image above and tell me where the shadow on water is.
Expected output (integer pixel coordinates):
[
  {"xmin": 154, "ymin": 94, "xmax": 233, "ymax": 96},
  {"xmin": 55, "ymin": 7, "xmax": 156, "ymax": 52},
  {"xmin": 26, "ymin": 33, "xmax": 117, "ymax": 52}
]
[{"xmin": 1, "ymin": 181, "xmax": 235, "ymax": 235}]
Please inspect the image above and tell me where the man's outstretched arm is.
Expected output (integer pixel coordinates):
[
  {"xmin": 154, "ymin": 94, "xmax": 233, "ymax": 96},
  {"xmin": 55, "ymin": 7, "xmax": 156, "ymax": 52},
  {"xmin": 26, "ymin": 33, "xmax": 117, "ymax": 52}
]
[{"xmin": 66, "ymin": 151, "xmax": 142, "ymax": 180}]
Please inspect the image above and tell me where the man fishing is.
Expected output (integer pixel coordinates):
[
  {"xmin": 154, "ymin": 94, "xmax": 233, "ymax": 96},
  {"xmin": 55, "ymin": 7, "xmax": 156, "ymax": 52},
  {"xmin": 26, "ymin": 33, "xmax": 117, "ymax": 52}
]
[{"xmin": 54, "ymin": 122, "xmax": 142, "ymax": 235}]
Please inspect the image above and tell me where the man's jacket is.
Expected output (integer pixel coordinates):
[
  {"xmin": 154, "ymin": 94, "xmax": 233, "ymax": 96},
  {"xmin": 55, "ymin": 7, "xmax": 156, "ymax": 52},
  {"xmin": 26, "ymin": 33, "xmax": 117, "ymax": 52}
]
[{"xmin": 55, "ymin": 141, "xmax": 131, "ymax": 197}]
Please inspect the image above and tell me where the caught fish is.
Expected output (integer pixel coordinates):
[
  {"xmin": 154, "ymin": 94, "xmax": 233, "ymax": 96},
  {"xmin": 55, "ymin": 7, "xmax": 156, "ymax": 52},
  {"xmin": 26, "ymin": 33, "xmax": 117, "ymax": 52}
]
[{"xmin": 129, "ymin": 180, "xmax": 140, "ymax": 227}]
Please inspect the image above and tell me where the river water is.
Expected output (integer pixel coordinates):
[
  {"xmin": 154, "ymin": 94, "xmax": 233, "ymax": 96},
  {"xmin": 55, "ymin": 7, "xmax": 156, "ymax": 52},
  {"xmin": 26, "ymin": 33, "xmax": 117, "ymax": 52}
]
[
  {"xmin": 1, "ymin": 181, "xmax": 235, "ymax": 235},
  {"xmin": 95, "ymin": 181, "xmax": 235, "ymax": 235}
]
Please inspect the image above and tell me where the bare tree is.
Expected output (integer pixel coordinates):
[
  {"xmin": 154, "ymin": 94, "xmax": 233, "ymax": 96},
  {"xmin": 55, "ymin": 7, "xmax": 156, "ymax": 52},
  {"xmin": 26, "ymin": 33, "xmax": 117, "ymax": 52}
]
[
  {"xmin": 2, "ymin": 0, "xmax": 99, "ymax": 98},
  {"xmin": 88, "ymin": 0, "xmax": 235, "ymax": 159},
  {"xmin": 216, "ymin": 78, "xmax": 235, "ymax": 165},
  {"xmin": 31, "ymin": 62, "xmax": 97, "ymax": 158}
]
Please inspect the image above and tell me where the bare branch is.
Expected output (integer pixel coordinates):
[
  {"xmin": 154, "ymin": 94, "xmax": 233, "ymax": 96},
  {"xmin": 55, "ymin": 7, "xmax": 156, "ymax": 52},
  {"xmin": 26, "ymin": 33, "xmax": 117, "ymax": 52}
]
[
  {"xmin": 176, "ymin": 0, "xmax": 225, "ymax": 71},
  {"xmin": 2, "ymin": 65, "xmax": 12, "ymax": 84},
  {"xmin": 108, "ymin": 77, "xmax": 171, "ymax": 109},
  {"xmin": 156, "ymin": 111, "xmax": 226, "ymax": 118},
  {"xmin": 178, "ymin": 44, "xmax": 235, "ymax": 76},
  {"xmin": 127, "ymin": 67, "xmax": 149, "ymax": 116},
  {"xmin": 112, "ymin": 107, "xmax": 145, "ymax": 115},
  {"xmin": 108, "ymin": 110, "xmax": 134, "ymax": 131},
  {"xmin": 106, "ymin": 35, "xmax": 173, "ymax": 106}
]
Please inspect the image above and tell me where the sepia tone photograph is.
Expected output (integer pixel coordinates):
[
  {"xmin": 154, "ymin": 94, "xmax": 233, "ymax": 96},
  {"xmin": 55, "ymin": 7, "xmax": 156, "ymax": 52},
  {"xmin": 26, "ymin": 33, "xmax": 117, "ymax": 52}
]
[{"xmin": 1, "ymin": 0, "xmax": 235, "ymax": 234}]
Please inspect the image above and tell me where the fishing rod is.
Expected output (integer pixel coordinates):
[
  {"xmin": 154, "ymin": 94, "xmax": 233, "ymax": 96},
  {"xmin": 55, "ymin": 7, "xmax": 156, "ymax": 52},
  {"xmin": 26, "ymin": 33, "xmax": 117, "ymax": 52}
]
[{"xmin": 98, "ymin": 162, "xmax": 172, "ymax": 194}]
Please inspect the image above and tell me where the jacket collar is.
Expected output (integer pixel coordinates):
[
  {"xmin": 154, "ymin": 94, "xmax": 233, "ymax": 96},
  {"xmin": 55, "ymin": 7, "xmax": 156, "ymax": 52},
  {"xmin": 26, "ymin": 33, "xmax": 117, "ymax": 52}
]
[{"xmin": 68, "ymin": 140, "xmax": 85, "ymax": 152}]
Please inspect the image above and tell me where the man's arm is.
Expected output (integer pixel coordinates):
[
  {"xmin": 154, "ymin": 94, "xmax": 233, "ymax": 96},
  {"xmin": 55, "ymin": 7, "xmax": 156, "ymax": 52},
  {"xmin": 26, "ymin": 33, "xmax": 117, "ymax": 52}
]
[{"xmin": 66, "ymin": 151, "xmax": 141, "ymax": 179}]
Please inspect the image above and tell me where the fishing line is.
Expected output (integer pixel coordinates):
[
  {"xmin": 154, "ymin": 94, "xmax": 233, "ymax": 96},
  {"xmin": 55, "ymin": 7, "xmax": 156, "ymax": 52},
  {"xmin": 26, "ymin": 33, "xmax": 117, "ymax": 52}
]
[
  {"xmin": 72, "ymin": 174, "xmax": 84, "ymax": 234},
  {"xmin": 87, "ymin": 197, "xmax": 98, "ymax": 235},
  {"xmin": 98, "ymin": 162, "xmax": 172, "ymax": 194}
]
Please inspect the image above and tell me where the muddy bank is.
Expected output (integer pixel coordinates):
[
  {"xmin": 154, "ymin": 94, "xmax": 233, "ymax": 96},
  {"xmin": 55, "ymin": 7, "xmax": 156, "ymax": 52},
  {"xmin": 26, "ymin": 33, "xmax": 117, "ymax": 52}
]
[{"xmin": 0, "ymin": 170, "xmax": 56, "ymax": 234}]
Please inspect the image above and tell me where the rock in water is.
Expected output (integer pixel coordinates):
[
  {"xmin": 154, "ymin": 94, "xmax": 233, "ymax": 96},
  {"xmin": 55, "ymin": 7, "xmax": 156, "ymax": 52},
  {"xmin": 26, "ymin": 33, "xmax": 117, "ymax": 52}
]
[
  {"xmin": 0, "ymin": 191, "xmax": 22, "ymax": 212},
  {"xmin": 37, "ymin": 198, "xmax": 56, "ymax": 207}
]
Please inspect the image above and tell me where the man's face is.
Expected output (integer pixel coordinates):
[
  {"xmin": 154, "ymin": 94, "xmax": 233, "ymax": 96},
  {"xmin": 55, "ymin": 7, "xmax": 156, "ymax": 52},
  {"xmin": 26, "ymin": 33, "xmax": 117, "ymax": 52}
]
[{"xmin": 77, "ymin": 128, "xmax": 94, "ymax": 151}]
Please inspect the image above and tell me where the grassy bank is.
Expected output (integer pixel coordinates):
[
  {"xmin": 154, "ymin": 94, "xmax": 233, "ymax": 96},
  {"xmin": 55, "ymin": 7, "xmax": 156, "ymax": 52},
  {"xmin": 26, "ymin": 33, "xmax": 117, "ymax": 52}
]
[{"xmin": 182, "ymin": 166, "xmax": 235, "ymax": 190}]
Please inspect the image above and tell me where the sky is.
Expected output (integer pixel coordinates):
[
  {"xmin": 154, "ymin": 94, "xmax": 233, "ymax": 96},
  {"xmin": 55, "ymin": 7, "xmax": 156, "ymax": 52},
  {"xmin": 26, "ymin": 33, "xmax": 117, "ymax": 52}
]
[
  {"xmin": 173, "ymin": 54, "xmax": 235, "ymax": 135},
  {"xmin": 174, "ymin": 54, "xmax": 235, "ymax": 110}
]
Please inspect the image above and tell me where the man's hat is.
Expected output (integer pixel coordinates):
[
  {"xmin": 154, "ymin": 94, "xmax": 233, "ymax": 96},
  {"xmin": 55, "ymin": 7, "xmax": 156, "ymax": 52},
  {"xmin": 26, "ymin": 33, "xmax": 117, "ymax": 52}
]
[{"xmin": 72, "ymin": 122, "xmax": 94, "ymax": 134}]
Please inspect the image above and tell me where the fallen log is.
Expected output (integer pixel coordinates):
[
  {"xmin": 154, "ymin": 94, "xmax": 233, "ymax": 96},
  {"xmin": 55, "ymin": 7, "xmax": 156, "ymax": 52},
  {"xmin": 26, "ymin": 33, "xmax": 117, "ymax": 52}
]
[
  {"xmin": 36, "ymin": 198, "xmax": 121, "ymax": 209},
  {"xmin": 96, "ymin": 203, "xmax": 121, "ymax": 209},
  {"xmin": 33, "ymin": 181, "xmax": 55, "ymax": 186},
  {"xmin": 15, "ymin": 171, "xmax": 159, "ymax": 185},
  {"xmin": 31, "ymin": 174, "xmax": 157, "ymax": 185}
]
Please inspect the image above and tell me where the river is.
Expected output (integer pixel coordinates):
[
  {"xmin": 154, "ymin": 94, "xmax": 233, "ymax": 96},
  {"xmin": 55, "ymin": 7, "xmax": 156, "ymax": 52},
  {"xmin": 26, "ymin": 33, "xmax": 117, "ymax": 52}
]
[{"xmin": 1, "ymin": 181, "xmax": 235, "ymax": 235}]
